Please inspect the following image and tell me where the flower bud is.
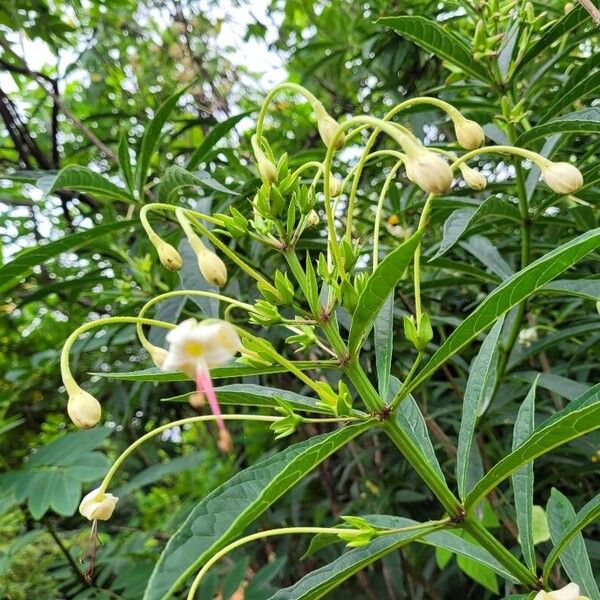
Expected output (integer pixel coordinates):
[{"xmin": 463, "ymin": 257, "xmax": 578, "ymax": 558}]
[
  {"xmin": 197, "ymin": 248, "xmax": 228, "ymax": 288},
  {"xmin": 518, "ymin": 326, "xmax": 538, "ymax": 348},
  {"xmin": 67, "ymin": 387, "xmax": 101, "ymax": 429},
  {"xmin": 79, "ymin": 487, "xmax": 118, "ymax": 521},
  {"xmin": 257, "ymin": 154, "xmax": 278, "ymax": 184},
  {"xmin": 453, "ymin": 116, "xmax": 485, "ymax": 150},
  {"xmin": 459, "ymin": 164, "xmax": 487, "ymax": 190},
  {"xmin": 404, "ymin": 150, "xmax": 453, "ymax": 195},
  {"xmin": 328, "ymin": 173, "xmax": 343, "ymax": 197},
  {"xmin": 148, "ymin": 345, "xmax": 169, "ymax": 368},
  {"xmin": 540, "ymin": 161, "xmax": 583, "ymax": 194},
  {"xmin": 307, "ymin": 209, "xmax": 320, "ymax": 227},
  {"xmin": 314, "ymin": 102, "xmax": 345, "ymax": 150},
  {"xmin": 188, "ymin": 391, "xmax": 206, "ymax": 408},
  {"xmin": 218, "ymin": 429, "xmax": 233, "ymax": 453},
  {"xmin": 155, "ymin": 240, "xmax": 182, "ymax": 271}
]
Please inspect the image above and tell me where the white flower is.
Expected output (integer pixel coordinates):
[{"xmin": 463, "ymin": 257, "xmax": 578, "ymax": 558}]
[
  {"xmin": 540, "ymin": 161, "xmax": 583, "ymax": 194},
  {"xmin": 79, "ymin": 488, "xmax": 118, "ymax": 521},
  {"xmin": 67, "ymin": 388, "xmax": 101, "ymax": 429},
  {"xmin": 534, "ymin": 583, "xmax": 589, "ymax": 600},
  {"xmin": 518, "ymin": 326, "xmax": 538, "ymax": 348},
  {"xmin": 404, "ymin": 150, "xmax": 453, "ymax": 195},
  {"xmin": 161, "ymin": 319, "xmax": 242, "ymax": 376}
]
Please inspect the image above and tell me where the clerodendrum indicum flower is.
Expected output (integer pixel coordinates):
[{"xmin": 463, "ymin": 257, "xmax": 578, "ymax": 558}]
[
  {"xmin": 534, "ymin": 583, "xmax": 589, "ymax": 600},
  {"xmin": 161, "ymin": 318, "xmax": 242, "ymax": 451}
]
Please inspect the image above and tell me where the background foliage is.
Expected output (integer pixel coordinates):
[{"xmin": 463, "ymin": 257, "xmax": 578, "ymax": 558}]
[{"xmin": 1, "ymin": 0, "xmax": 599, "ymax": 598}]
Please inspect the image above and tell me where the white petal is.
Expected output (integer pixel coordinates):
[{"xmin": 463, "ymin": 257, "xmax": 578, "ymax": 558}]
[
  {"xmin": 552, "ymin": 584, "xmax": 581, "ymax": 600},
  {"xmin": 165, "ymin": 318, "xmax": 198, "ymax": 344}
]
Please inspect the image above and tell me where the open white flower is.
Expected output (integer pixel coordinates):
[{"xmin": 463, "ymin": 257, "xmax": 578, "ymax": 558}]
[
  {"xmin": 518, "ymin": 326, "xmax": 538, "ymax": 348},
  {"xmin": 79, "ymin": 487, "xmax": 118, "ymax": 521},
  {"xmin": 534, "ymin": 583, "xmax": 589, "ymax": 600},
  {"xmin": 161, "ymin": 319, "xmax": 241, "ymax": 376}
]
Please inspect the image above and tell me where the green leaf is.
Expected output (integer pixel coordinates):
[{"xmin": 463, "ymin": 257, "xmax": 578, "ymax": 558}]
[
  {"xmin": 546, "ymin": 489, "xmax": 599, "ymax": 598},
  {"xmin": 457, "ymin": 554, "xmax": 499, "ymax": 594},
  {"xmin": 540, "ymin": 70, "xmax": 600, "ymax": 123},
  {"xmin": 94, "ymin": 360, "xmax": 335, "ymax": 382},
  {"xmin": 517, "ymin": 108, "xmax": 600, "ymax": 147},
  {"xmin": 380, "ymin": 16, "xmax": 493, "ymax": 83},
  {"xmin": 456, "ymin": 318, "xmax": 504, "ymax": 498},
  {"xmin": 406, "ymin": 228, "xmax": 600, "ymax": 396},
  {"xmin": 162, "ymin": 384, "xmax": 332, "ymax": 415},
  {"xmin": 464, "ymin": 384, "xmax": 600, "ymax": 511},
  {"xmin": 157, "ymin": 165, "xmax": 237, "ymax": 202},
  {"xmin": 143, "ymin": 422, "xmax": 373, "ymax": 600},
  {"xmin": 0, "ymin": 428, "xmax": 111, "ymax": 519},
  {"xmin": 511, "ymin": 378, "xmax": 538, "ymax": 570},
  {"xmin": 267, "ymin": 525, "xmax": 441, "ymax": 600},
  {"xmin": 374, "ymin": 294, "xmax": 393, "ymax": 399},
  {"xmin": 431, "ymin": 198, "xmax": 520, "ymax": 260},
  {"xmin": 512, "ymin": 5, "xmax": 589, "ymax": 78},
  {"xmin": 515, "ymin": 371, "xmax": 590, "ymax": 401},
  {"xmin": 136, "ymin": 90, "xmax": 184, "ymax": 196},
  {"xmin": 38, "ymin": 165, "xmax": 135, "ymax": 202},
  {"xmin": 0, "ymin": 220, "xmax": 135, "ymax": 294},
  {"xmin": 544, "ymin": 493, "xmax": 600, "ymax": 581},
  {"xmin": 187, "ymin": 112, "xmax": 251, "ymax": 170},
  {"xmin": 543, "ymin": 278, "xmax": 600, "ymax": 302},
  {"xmin": 118, "ymin": 131, "xmax": 135, "ymax": 194},
  {"xmin": 348, "ymin": 231, "xmax": 422, "ymax": 355}
]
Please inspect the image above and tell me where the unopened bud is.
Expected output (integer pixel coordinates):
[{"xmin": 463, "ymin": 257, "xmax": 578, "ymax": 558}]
[
  {"xmin": 188, "ymin": 391, "xmax": 206, "ymax": 408},
  {"xmin": 328, "ymin": 173, "xmax": 343, "ymax": 197},
  {"xmin": 459, "ymin": 164, "xmax": 487, "ymax": 190},
  {"xmin": 251, "ymin": 135, "xmax": 278, "ymax": 183},
  {"xmin": 218, "ymin": 429, "xmax": 233, "ymax": 453},
  {"xmin": 67, "ymin": 387, "xmax": 101, "ymax": 428},
  {"xmin": 314, "ymin": 102, "xmax": 345, "ymax": 150},
  {"xmin": 155, "ymin": 239, "xmax": 182, "ymax": 271},
  {"xmin": 307, "ymin": 209, "xmax": 320, "ymax": 227},
  {"xmin": 453, "ymin": 116, "xmax": 485, "ymax": 150},
  {"xmin": 197, "ymin": 248, "xmax": 228, "ymax": 287},
  {"xmin": 540, "ymin": 161, "xmax": 583, "ymax": 194},
  {"xmin": 79, "ymin": 487, "xmax": 118, "ymax": 521},
  {"xmin": 148, "ymin": 345, "xmax": 169, "ymax": 368},
  {"xmin": 404, "ymin": 150, "xmax": 453, "ymax": 195},
  {"xmin": 518, "ymin": 327, "xmax": 538, "ymax": 348}
]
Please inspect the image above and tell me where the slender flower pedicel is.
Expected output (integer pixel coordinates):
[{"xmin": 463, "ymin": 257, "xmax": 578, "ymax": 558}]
[{"xmin": 161, "ymin": 318, "xmax": 242, "ymax": 451}]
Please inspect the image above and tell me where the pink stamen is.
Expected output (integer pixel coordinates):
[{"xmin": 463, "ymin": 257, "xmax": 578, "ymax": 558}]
[{"xmin": 196, "ymin": 364, "xmax": 227, "ymax": 434}]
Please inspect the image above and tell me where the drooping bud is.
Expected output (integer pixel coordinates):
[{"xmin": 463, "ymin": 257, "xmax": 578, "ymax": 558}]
[
  {"xmin": 153, "ymin": 239, "xmax": 182, "ymax": 271},
  {"xmin": 197, "ymin": 247, "xmax": 228, "ymax": 288},
  {"xmin": 251, "ymin": 135, "xmax": 278, "ymax": 184},
  {"xmin": 459, "ymin": 163, "xmax": 487, "ymax": 190},
  {"xmin": 404, "ymin": 150, "xmax": 453, "ymax": 195},
  {"xmin": 453, "ymin": 115, "xmax": 485, "ymax": 150},
  {"xmin": 328, "ymin": 173, "xmax": 343, "ymax": 197},
  {"xmin": 313, "ymin": 102, "xmax": 345, "ymax": 150},
  {"xmin": 79, "ymin": 488, "xmax": 118, "ymax": 521},
  {"xmin": 217, "ymin": 429, "xmax": 233, "ymax": 453},
  {"xmin": 147, "ymin": 345, "xmax": 169, "ymax": 369},
  {"xmin": 307, "ymin": 209, "xmax": 320, "ymax": 227},
  {"xmin": 67, "ymin": 387, "xmax": 101, "ymax": 429},
  {"xmin": 540, "ymin": 161, "xmax": 583, "ymax": 194}
]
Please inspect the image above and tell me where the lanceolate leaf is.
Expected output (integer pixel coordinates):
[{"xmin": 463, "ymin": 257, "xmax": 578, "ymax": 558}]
[
  {"xmin": 39, "ymin": 165, "xmax": 135, "ymax": 203},
  {"xmin": 511, "ymin": 379, "xmax": 538, "ymax": 571},
  {"xmin": 406, "ymin": 229, "xmax": 600, "ymax": 396},
  {"xmin": 157, "ymin": 165, "xmax": 237, "ymax": 202},
  {"xmin": 187, "ymin": 111, "xmax": 251, "ymax": 170},
  {"xmin": 143, "ymin": 423, "xmax": 373, "ymax": 600},
  {"xmin": 270, "ymin": 516, "xmax": 516, "ymax": 599},
  {"xmin": 517, "ymin": 108, "xmax": 600, "ymax": 147},
  {"xmin": 465, "ymin": 384, "xmax": 600, "ymax": 511},
  {"xmin": 136, "ymin": 90, "xmax": 184, "ymax": 196},
  {"xmin": 431, "ymin": 198, "xmax": 520, "ymax": 260},
  {"xmin": 543, "ymin": 278, "xmax": 600, "ymax": 302},
  {"xmin": 0, "ymin": 220, "xmax": 135, "ymax": 294},
  {"xmin": 118, "ymin": 131, "xmax": 135, "ymax": 194},
  {"xmin": 162, "ymin": 384, "xmax": 332, "ymax": 415},
  {"xmin": 380, "ymin": 16, "xmax": 493, "ymax": 83},
  {"xmin": 348, "ymin": 231, "xmax": 422, "ymax": 355},
  {"xmin": 546, "ymin": 489, "xmax": 599, "ymax": 599},
  {"xmin": 540, "ymin": 70, "xmax": 600, "ymax": 123},
  {"xmin": 374, "ymin": 294, "xmax": 394, "ymax": 399},
  {"xmin": 94, "ymin": 360, "xmax": 337, "ymax": 382},
  {"xmin": 543, "ymin": 493, "xmax": 600, "ymax": 581},
  {"xmin": 456, "ymin": 318, "xmax": 504, "ymax": 499}
]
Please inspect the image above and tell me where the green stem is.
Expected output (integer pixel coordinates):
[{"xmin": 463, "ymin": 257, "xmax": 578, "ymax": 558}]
[
  {"xmin": 344, "ymin": 359, "xmax": 384, "ymax": 413},
  {"xmin": 383, "ymin": 419, "xmax": 463, "ymax": 519},
  {"xmin": 413, "ymin": 194, "xmax": 435, "ymax": 322},
  {"xmin": 462, "ymin": 518, "xmax": 540, "ymax": 589},
  {"xmin": 388, "ymin": 352, "xmax": 423, "ymax": 411}
]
